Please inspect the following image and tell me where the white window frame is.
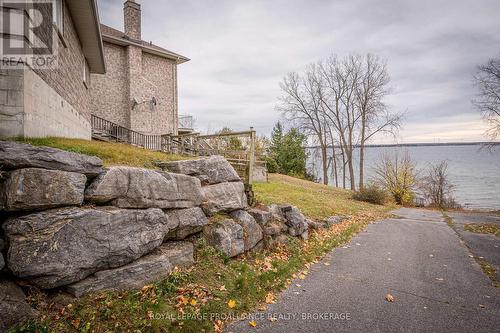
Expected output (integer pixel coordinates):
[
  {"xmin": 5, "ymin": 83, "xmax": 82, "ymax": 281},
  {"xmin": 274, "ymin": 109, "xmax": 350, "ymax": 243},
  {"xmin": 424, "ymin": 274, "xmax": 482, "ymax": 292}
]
[
  {"xmin": 83, "ymin": 58, "xmax": 90, "ymax": 88},
  {"xmin": 53, "ymin": 0, "xmax": 64, "ymax": 34}
]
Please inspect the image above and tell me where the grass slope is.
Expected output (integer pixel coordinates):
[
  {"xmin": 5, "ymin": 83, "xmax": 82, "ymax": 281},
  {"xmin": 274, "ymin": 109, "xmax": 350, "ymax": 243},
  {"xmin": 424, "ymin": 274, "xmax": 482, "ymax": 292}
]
[
  {"xmin": 16, "ymin": 165, "xmax": 391, "ymax": 333},
  {"xmin": 13, "ymin": 137, "xmax": 187, "ymax": 169},
  {"xmin": 254, "ymin": 174, "xmax": 390, "ymax": 219}
]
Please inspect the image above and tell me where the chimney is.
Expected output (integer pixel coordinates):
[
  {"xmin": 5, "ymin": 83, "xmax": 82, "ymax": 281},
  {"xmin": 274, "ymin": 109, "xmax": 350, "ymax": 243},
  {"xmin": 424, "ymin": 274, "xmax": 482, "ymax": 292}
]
[{"xmin": 124, "ymin": 0, "xmax": 141, "ymax": 40}]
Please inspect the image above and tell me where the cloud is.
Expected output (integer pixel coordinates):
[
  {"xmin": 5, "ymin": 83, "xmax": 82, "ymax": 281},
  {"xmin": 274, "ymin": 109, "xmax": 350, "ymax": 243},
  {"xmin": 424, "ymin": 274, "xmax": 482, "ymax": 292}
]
[{"xmin": 98, "ymin": 0, "xmax": 500, "ymax": 142}]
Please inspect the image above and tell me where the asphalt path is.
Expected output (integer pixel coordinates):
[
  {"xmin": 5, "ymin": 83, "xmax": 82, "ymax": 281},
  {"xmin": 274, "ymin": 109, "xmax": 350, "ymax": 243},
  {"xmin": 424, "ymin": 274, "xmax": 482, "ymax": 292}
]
[{"xmin": 226, "ymin": 208, "xmax": 500, "ymax": 333}]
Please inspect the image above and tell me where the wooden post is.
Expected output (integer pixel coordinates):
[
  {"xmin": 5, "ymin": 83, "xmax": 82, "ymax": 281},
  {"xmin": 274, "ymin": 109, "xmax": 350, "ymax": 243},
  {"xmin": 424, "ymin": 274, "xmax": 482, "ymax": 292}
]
[
  {"xmin": 194, "ymin": 136, "xmax": 199, "ymax": 156},
  {"xmin": 248, "ymin": 127, "xmax": 256, "ymax": 185}
]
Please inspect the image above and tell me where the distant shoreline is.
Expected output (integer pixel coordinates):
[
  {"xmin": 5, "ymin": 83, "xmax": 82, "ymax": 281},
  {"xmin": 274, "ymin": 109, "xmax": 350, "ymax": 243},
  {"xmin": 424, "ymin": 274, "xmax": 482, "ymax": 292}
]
[{"xmin": 306, "ymin": 142, "xmax": 500, "ymax": 149}]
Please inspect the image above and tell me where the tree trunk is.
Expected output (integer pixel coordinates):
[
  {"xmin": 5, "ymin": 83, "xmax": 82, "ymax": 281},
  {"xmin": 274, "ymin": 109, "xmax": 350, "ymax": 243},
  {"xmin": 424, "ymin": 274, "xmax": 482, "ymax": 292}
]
[
  {"xmin": 332, "ymin": 145, "xmax": 338, "ymax": 187},
  {"xmin": 347, "ymin": 149, "xmax": 356, "ymax": 191},
  {"xmin": 341, "ymin": 147, "xmax": 346, "ymax": 189},
  {"xmin": 320, "ymin": 145, "xmax": 329, "ymax": 185}
]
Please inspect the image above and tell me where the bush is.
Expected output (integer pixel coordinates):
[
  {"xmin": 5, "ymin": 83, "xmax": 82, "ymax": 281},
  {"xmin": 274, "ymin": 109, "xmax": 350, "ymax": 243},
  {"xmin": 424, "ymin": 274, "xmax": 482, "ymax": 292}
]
[
  {"xmin": 352, "ymin": 185, "xmax": 388, "ymax": 205},
  {"xmin": 373, "ymin": 151, "xmax": 418, "ymax": 205}
]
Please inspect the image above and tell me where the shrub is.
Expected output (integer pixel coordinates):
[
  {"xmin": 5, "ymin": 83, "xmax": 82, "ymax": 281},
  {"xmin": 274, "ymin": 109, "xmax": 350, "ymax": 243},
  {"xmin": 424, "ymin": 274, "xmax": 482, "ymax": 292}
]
[
  {"xmin": 373, "ymin": 151, "xmax": 418, "ymax": 205},
  {"xmin": 420, "ymin": 161, "xmax": 460, "ymax": 209},
  {"xmin": 352, "ymin": 184, "xmax": 388, "ymax": 205}
]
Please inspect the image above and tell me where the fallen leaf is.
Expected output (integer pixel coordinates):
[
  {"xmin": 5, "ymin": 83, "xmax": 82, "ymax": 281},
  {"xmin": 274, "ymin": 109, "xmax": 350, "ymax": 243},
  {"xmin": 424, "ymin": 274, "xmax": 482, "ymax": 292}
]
[
  {"xmin": 386, "ymin": 294, "xmax": 394, "ymax": 302},
  {"xmin": 479, "ymin": 304, "xmax": 485, "ymax": 308},
  {"xmin": 324, "ymin": 263, "xmax": 331, "ymax": 266},
  {"xmin": 265, "ymin": 293, "xmax": 276, "ymax": 304},
  {"xmin": 295, "ymin": 284, "xmax": 301, "ymax": 287},
  {"xmin": 227, "ymin": 299, "xmax": 236, "ymax": 309},
  {"xmin": 258, "ymin": 304, "xmax": 267, "ymax": 311},
  {"xmin": 269, "ymin": 317, "xmax": 278, "ymax": 322},
  {"xmin": 249, "ymin": 321, "xmax": 257, "ymax": 327},
  {"xmin": 190, "ymin": 299, "xmax": 197, "ymax": 306},
  {"xmin": 214, "ymin": 320, "xmax": 224, "ymax": 333},
  {"xmin": 219, "ymin": 285, "xmax": 227, "ymax": 291},
  {"xmin": 299, "ymin": 274, "xmax": 306, "ymax": 280},
  {"xmin": 71, "ymin": 319, "xmax": 81, "ymax": 329}
]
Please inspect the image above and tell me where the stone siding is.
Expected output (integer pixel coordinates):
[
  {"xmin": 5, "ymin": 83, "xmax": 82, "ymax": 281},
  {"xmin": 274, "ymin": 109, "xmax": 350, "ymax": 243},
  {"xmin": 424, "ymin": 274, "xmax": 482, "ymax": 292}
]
[
  {"xmin": 32, "ymin": 3, "xmax": 93, "ymax": 123},
  {"xmin": 0, "ymin": 4, "xmax": 92, "ymax": 139}
]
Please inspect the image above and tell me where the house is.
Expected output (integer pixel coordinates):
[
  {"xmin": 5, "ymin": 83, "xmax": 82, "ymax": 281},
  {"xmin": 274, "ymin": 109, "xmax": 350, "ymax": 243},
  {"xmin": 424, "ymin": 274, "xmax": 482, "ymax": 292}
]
[
  {"xmin": 90, "ymin": 0, "xmax": 189, "ymax": 136},
  {"xmin": 0, "ymin": 0, "xmax": 105, "ymax": 139}
]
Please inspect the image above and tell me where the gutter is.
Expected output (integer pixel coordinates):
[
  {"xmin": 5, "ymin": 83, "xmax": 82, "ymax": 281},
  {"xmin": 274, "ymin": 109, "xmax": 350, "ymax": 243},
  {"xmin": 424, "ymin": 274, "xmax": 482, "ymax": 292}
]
[
  {"xmin": 89, "ymin": 0, "xmax": 106, "ymax": 73},
  {"xmin": 102, "ymin": 34, "xmax": 190, "ymax": 64}
]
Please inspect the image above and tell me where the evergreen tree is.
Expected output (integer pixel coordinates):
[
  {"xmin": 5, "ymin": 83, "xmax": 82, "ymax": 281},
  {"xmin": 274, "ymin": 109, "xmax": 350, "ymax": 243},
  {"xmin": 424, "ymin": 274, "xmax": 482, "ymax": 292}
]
[{"xmin": 267, "ymin": 122, "xmax": 308, "ymax": 177}]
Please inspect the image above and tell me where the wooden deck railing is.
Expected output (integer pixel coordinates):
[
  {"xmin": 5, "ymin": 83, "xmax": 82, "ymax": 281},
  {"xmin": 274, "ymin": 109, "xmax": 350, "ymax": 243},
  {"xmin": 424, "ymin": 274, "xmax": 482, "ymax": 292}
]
[{"xmin": 90, "ymin": 115, "xmax": 265, "ymax": 184}]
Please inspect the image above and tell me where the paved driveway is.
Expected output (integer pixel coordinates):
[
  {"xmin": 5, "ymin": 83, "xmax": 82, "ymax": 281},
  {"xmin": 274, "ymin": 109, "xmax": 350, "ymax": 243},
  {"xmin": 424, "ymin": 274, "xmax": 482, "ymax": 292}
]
[
  {"xmin": 226, "ymin": 208, "xmax": 500, "ymax": 333},
  {"xmin": 447, "ymin": 211, "xmax": 500, "ymax": 281}
]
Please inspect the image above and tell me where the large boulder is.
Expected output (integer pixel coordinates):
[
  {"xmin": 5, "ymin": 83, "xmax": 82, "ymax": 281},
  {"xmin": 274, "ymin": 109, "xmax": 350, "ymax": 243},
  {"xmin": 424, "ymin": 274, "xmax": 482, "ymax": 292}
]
[
  {"xmin": 3, "ymin": 207, "xmax": 170, "ymax": 289},
  {"xmin": 158, "ymin": 241, "xmax": 195, "ymax": 269},
  {"xmin": 262, "ymin": 222, "xmax": 284, "ymax": 237},
  {"xmin": 85, "ymin": 167, "xmax": 203, "ymax": 209},
  {"xmin": 0, "ymin": 140, "xmax": 103, "ymax": 177},
  {"xmin": 247, "ymin": 208, "xmax": 271, "ymax": 226},
  {"xmin": 282, "ymin": 206, "xmax": 309, "ymax": 237},
  {"xmin": 2, "ymin": 168, "xmax": 86, "ymax": 211},
  {"xmin": 268, "ymin": 204, "xmax": 285, "ymax": 222},
  {"xmin": 158, "ymin": 155, "xmax": 240, "ymax": 185},
  {"xmin": 66, "ymin": 248, "xmax": 172, "ymax": 297},
  {"xmin": 0, "ymin": 280, "xmax": 37, "ymax": 332},
  {"xmin": 164, "ymin": 207, "xmax": 208, "ymax": 240},
  {"xmin": 203, "ymin": 219, "xmax": 245, "ymax": 257},
  {"xmin": 66, "ymin": 242, "xmax": 194, "ymax": 297},
  {"xmin": 230, "ymin": 210, "xmax": 263, "ymax": 251},
  {"xmin": 202, "ymin": 182, "xmax": 247, "ymax": 214}
]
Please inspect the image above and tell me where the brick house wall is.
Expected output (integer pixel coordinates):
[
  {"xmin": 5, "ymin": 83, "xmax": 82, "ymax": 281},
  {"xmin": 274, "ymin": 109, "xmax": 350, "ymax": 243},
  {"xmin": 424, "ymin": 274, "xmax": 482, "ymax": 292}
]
[
  {"xmin": 90, "ymin": 0, "xmax": 186, "ymax": 136},
  {"xmin": 90, "ymin": 43, "xmax": 129, "ymax": 128},
  {"xmin": 90, "ymin": 42, "xmax": 179, "ymax": 136}
]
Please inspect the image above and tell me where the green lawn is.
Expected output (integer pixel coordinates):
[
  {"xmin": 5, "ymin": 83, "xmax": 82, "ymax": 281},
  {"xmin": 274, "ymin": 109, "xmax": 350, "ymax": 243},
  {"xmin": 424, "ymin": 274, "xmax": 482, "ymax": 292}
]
[
  {"xmin": 13, "ymin": 137, "xmax": 187, "ymax": 169},
  {"xmin": 254, "ymin": 173, "xmax": 391, "ymax": 219}
]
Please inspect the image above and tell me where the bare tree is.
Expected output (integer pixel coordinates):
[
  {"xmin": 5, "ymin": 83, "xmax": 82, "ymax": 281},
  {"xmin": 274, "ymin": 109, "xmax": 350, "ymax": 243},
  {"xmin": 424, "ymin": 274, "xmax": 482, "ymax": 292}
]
[
  {"xmin": 420, "ymin": 161, "xmax": 456, "ymax": 208},
  {"xmin": 318, "ymin": 55, "xmax": 358, "ymax": 189},
  {"xmin": 277, "ymin": 53, "xmax": 399, "ymax": 190},
  {"xmin": 473, "ymin": 55, "xmax": 500, "ymax": 143},
  {"xmin": 373, "ymin": 151, "xmax": 418, "ymax": 205},
  {"xmin": 277, "ymin": 66, "xmax": 330, "ymax": 185},
  {"xmin": 356, "ymin": 54, "xmax": 402, "ymax": 189}
]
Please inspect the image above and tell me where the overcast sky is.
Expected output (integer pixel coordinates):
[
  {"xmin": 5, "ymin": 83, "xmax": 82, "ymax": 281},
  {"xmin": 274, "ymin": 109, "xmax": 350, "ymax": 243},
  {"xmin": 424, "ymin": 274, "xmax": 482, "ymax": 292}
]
[{"xmin": 98, "ymin": 0, "xmax": 500, "ymax": 143}]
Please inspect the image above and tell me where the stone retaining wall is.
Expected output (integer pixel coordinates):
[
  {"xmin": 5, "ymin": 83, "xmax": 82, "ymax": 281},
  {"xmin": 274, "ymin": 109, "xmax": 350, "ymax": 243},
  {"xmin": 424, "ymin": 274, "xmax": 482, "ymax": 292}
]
[{"xmin": 0, "ymin": 141, "xmax": 344, "ymax": 330}]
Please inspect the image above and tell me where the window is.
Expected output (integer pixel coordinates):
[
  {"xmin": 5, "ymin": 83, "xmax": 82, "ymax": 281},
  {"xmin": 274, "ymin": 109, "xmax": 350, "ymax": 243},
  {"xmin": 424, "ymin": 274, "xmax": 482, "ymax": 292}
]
[
  {"xmin": 83, "ymin": 59, "xmax": 90, "ymax": 88},
  {"xmin": 53, "ymin": 0, "xmax": 64, "ymax": 33}
]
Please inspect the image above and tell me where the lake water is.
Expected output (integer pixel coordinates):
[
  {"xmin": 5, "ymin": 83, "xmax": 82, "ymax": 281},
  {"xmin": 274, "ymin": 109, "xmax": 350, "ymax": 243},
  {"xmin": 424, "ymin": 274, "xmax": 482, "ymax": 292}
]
[{"xmin": 307, "ymin": 145, "xmax": 500, "ymax": 211}]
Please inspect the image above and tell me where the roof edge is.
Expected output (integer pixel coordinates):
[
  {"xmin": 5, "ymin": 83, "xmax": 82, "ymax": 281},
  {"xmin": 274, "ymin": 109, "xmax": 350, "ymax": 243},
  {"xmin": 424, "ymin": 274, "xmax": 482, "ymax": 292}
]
[
  {"xmin": 102, "ymin": 34, "xmax": 190, "ymax": 64},
  {"xmin": 66, "ymin": 0, "xmax": 106, "ymax": 73}
]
